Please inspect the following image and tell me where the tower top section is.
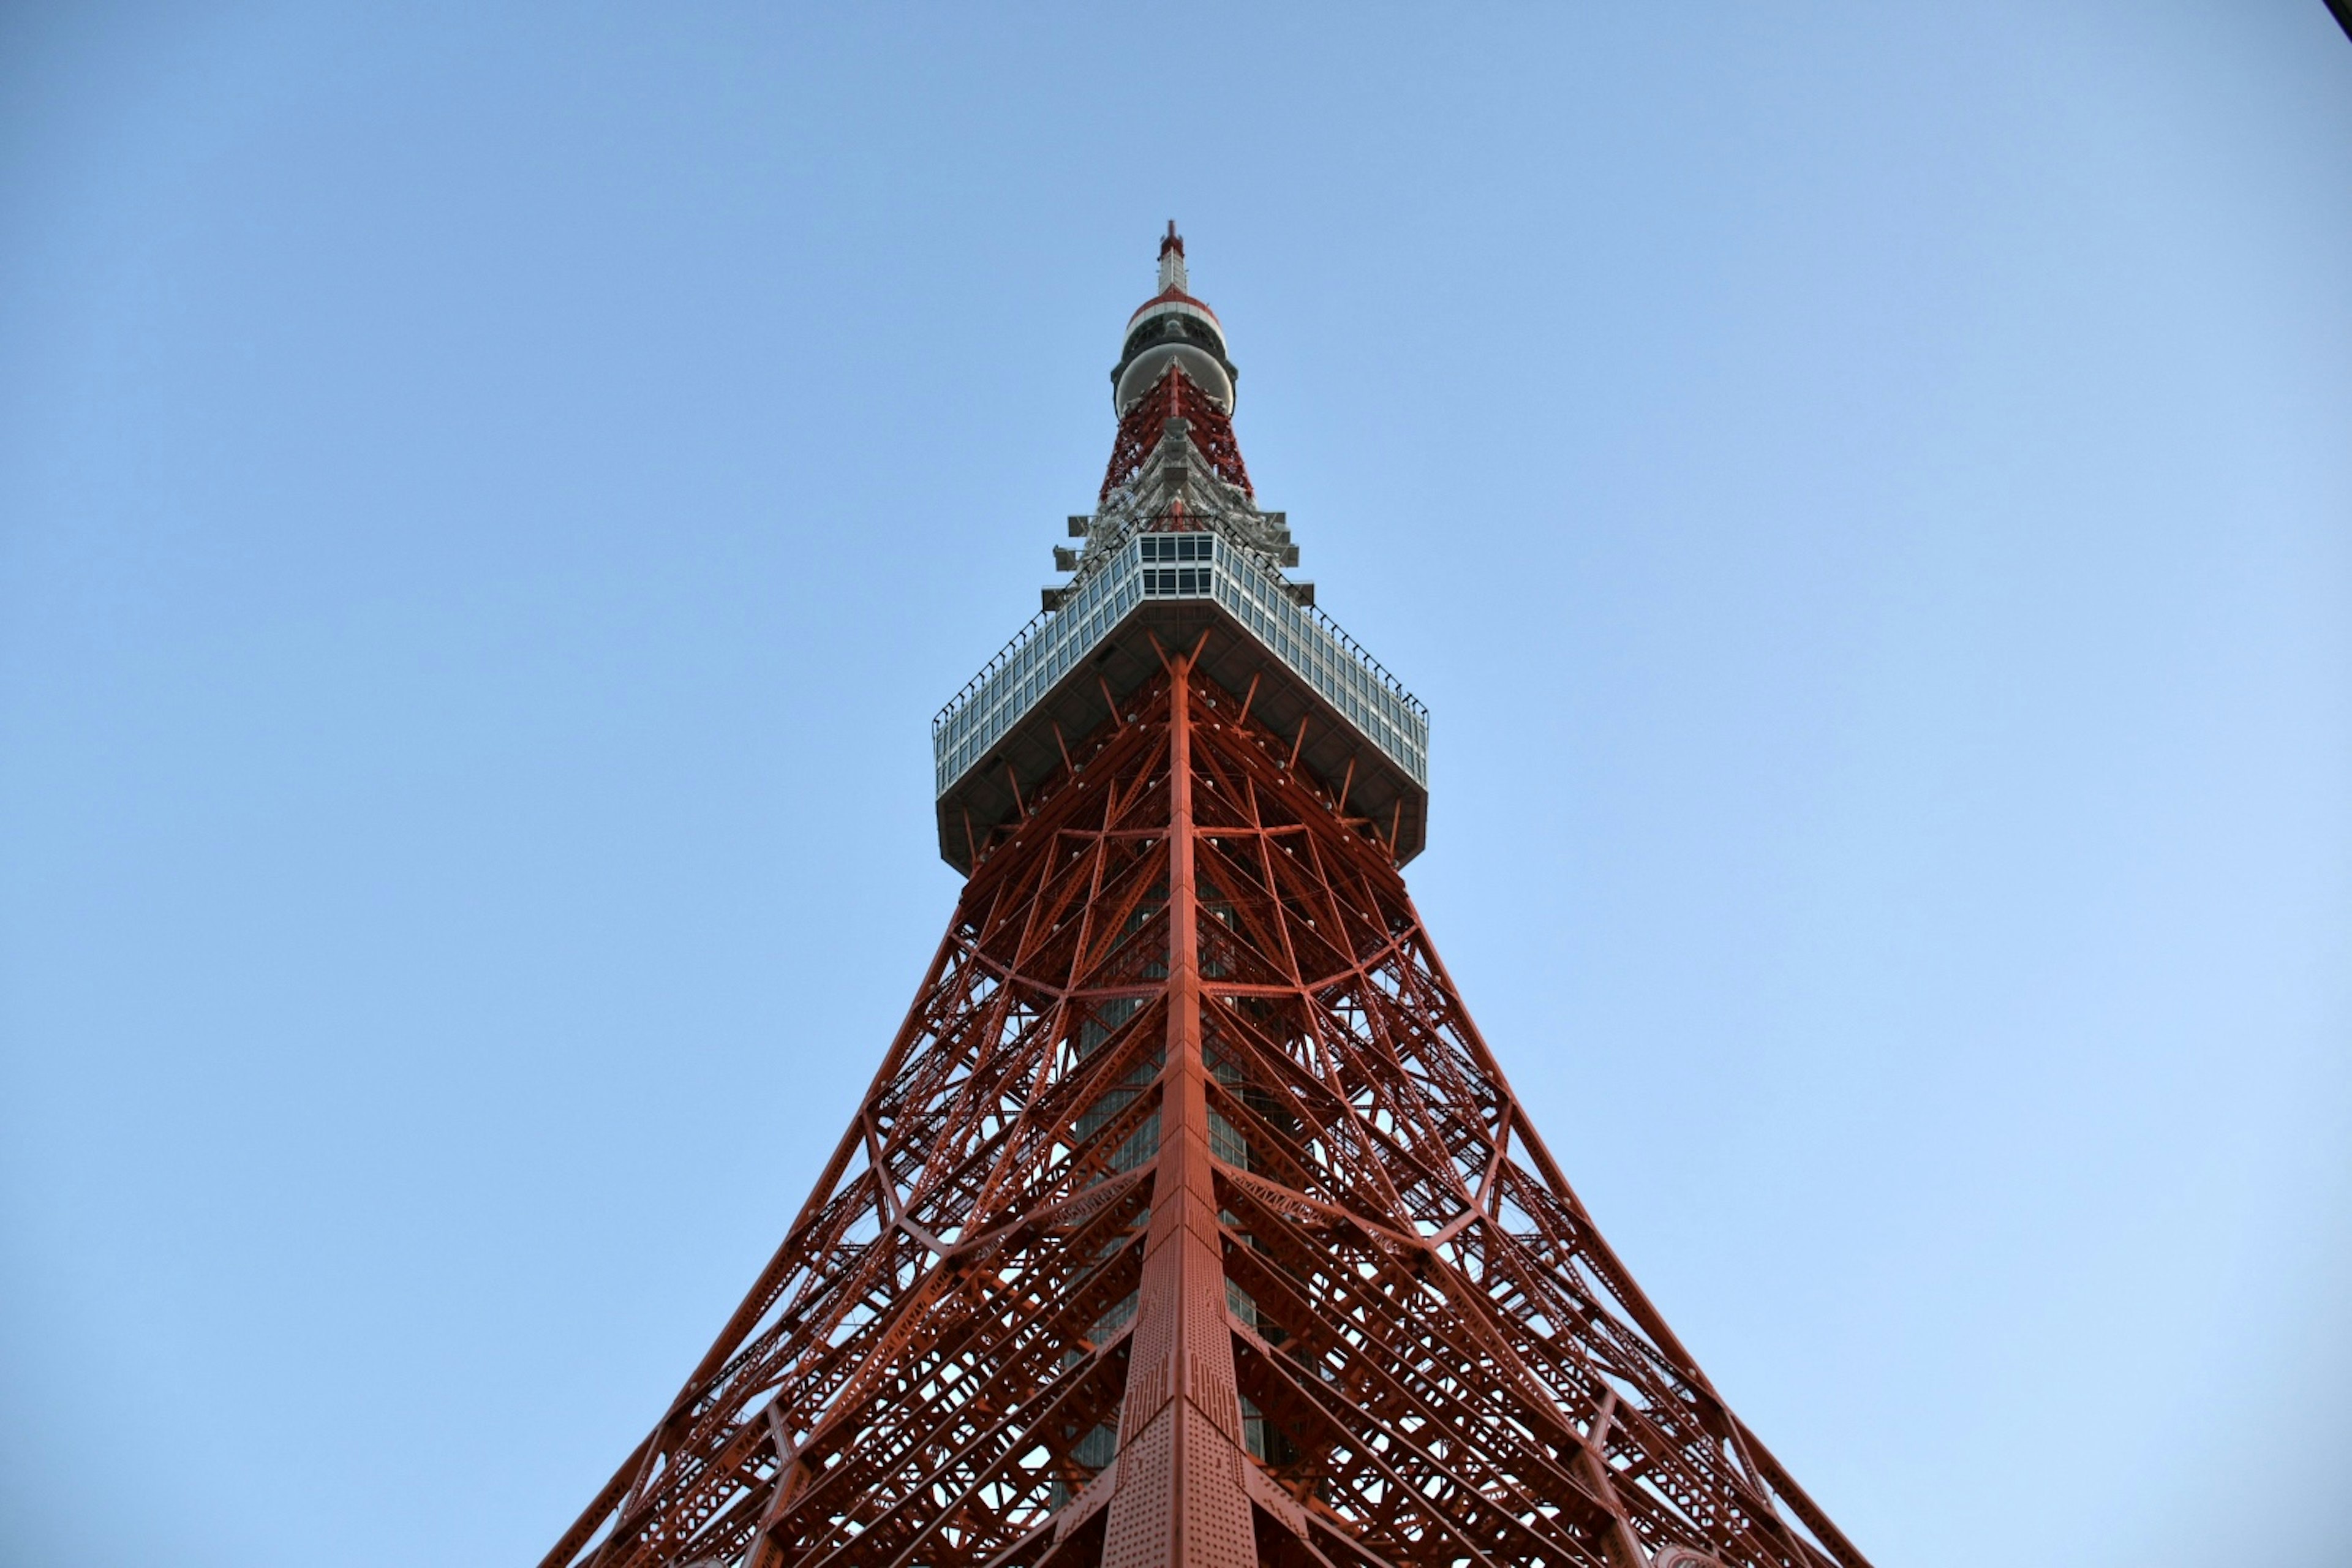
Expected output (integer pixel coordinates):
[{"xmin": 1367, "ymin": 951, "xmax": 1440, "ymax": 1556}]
[
  {"xmin": 1113, "ymin": 222, "xmax": 1235, "ymax": 415},
  {"xmin": 1156, "ymin": 219, "xmax": 1186, "ymax": 291},
  {"xmin": 931, "ymin": 226, "xmax": 1429, "ymax": 875}
]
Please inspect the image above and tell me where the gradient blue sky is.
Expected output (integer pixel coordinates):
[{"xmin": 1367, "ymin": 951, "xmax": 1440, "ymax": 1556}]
[{"xmin": 3, "ymin": 5, "xmax": 2348, "ymax": 1564}]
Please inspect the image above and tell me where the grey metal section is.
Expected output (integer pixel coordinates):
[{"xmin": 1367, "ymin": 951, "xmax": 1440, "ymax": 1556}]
[
  {"xmin": 932, "ymin": 555, "xmax": 1144, "ymax": 797},
  {"xmin": 933, "ymin": 535, "xmax": 1428, "ymax": 799},
  {"xmin": 932, "ymin": 594, "xmax": 1427, "ymax": 874}
]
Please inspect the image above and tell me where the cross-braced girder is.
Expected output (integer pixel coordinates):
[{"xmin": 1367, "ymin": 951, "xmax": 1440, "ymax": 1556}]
[{"xmin": 541, "ymin": 652, "xmax": 1869, "ymax": 1568}]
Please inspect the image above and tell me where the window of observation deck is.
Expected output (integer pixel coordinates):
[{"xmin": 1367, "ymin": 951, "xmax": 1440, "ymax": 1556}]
[{"xmin": 1138, "ymin": 533, "xmax": 1215, "ymax": 597}]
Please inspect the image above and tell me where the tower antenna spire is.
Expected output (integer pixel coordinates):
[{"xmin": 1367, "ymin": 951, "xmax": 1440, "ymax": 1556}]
[{"xmin": 1157, "ymin": 220, "xmax": 1187, "ymax": 294}]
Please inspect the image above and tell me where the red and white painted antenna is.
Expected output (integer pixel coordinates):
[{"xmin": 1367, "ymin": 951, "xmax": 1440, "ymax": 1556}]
[{"xmin": 1156, "ymin": 220, "xmax": 1187, "ymax": 294}]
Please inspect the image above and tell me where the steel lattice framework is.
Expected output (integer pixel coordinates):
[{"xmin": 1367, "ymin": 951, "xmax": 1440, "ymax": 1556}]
[
  {"xmin": 543, "ymin": 227, "xmax": 1869, "ymax": 1568},
  {"xmin": 1100, "ymin": 365, "xmax": 1253, "ymax": 505},
  {"xmin": 543, "ymin": 658, "xmax": 1870, "ymax": 1568}
]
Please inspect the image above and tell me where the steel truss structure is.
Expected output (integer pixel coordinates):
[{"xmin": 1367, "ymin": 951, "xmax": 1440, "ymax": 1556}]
[
  {"xmin": 1101, "ymin": 361, "xmax": 1253, "ymax": 505},
  {"xmin": 545, "ymin": 227, "xmax": 1869, "ymax": 1568},
  {"xmin": 543, "ymin": 654, "xmax": 1870, "ymax": 1568}
]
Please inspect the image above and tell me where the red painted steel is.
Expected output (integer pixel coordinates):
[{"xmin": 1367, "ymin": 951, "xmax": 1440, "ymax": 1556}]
[
  {"xmin": 540, "ymin": 658, "xmax": 1873, "ymax": 1568},
  {"xmin": 1098, "ymin": 652, "xmax": 1257, "ymax": 1568},
  {"xmin": 1099, "ymin": 365, "xmax": 1253, "ymax": 505}
]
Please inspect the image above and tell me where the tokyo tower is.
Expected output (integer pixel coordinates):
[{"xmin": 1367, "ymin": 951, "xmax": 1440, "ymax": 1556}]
[{"xmin": 541, "ymin": 226, "xmax": 1872, "ymax": 1568}]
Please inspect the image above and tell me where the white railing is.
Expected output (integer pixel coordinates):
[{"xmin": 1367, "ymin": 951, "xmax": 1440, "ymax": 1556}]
[{"xmin": 932, "ymin": 537, "xmax": 1428, "ymax": 796}]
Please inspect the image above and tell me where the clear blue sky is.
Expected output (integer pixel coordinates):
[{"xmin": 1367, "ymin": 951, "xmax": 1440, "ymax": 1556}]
[{"xmin": 3, "ymin": 5, "xmax": 2347, "ymax": 1564}]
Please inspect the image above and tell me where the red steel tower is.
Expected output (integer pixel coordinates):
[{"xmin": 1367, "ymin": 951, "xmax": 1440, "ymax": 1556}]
[{"xmin": 542, "ymin": 227, "xmax": 1872, "ymax": 1568}]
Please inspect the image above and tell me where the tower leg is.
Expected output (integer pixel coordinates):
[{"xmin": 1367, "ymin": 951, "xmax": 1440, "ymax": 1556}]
[{"xmin": 1100, "ymin": 655, "xmax": 1259, "ymax": 1568}]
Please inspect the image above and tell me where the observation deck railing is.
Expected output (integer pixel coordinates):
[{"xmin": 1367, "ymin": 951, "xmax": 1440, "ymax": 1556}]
[{"xmin": 932, "ymin": 535, "xmax": 1429, "ymax": 797}]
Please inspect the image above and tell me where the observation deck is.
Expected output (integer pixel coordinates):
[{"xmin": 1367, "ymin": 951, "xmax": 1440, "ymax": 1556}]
[{"xmin": 932, "ymin": 524, "xmax": 1428, "ymax": 875}]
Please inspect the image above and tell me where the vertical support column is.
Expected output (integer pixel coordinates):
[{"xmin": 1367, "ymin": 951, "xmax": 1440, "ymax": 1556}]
[
  {"xmin": 1566, "ymin": 1392, "xmax": 1651, "ymax": 1568},
  {"xmin": 1101, "ymin": 658, "xmax": 1259, "ymax": 1568}
]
